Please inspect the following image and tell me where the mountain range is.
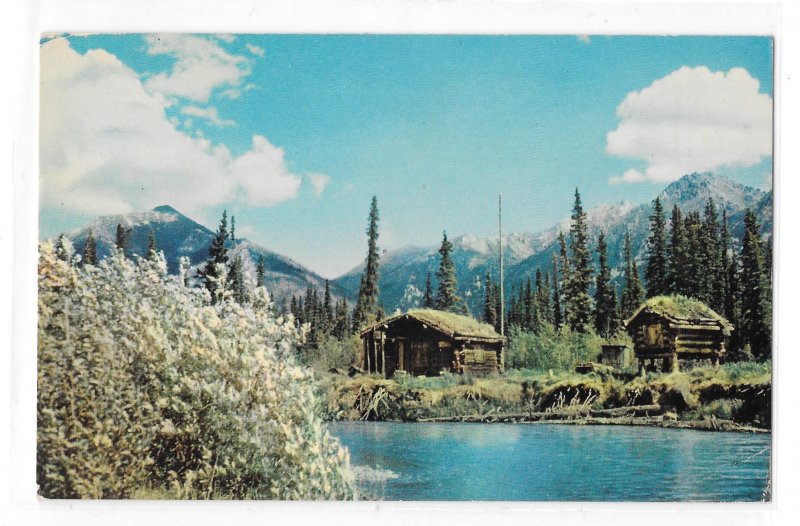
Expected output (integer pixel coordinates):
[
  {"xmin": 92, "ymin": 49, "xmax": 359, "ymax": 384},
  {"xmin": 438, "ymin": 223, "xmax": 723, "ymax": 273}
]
[
  {"xmin": 64, "ymin": 205, "xmax": 350, "ymax": 307},
  {"xmin": 58, "ymin": 172, "xmax": 772, "ymax": 314},
  {"xmin": 333, "ymin": 172, "xmax": 772, "ymax": 315}
]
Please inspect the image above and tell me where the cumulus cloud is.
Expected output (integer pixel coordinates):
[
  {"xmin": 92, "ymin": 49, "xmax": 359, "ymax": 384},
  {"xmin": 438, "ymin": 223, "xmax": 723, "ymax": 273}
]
[
  {"xmin": 307, "ymin": 173, "xmax": 331, "ymax": 198},
  {"xmin": 180, "ymin": 105, "xmax": 236, "ymax": 127},
  {"xmin": 607, "ymin": 66, "xmax": 772, "ymax": 184},
  {"xmin": 143, "ymin": 34, "xmax": 251, "ymax": 103},
  {"xmin": 40, "ymin": 38, "xmax": 309, "ymax": 217}
]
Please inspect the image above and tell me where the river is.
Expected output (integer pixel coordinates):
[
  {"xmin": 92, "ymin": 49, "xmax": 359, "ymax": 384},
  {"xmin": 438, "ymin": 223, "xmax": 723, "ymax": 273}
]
[{"xmin": 328, "ymin": 421, "xmax": 771, "ymax": 501}]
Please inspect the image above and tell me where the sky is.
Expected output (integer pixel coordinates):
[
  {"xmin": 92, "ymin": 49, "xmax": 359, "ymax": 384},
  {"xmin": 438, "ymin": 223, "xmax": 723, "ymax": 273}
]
[{"xmin": 39, "ymin": 34, "xmax": 774, "ymax": 278}]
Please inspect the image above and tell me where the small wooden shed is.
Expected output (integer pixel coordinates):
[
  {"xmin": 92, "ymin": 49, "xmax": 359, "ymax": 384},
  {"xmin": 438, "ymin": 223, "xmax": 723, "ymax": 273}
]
[
  {"xmin": 624, "ymin": 296, "xmax": 733, "ymax": 373},
  {"xmin": 359, "ymin": 309, "xmax": 505, "ymax": 377}
]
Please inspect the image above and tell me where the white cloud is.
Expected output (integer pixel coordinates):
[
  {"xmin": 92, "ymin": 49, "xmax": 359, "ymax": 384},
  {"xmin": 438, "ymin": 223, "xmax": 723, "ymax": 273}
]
[
  {"xmin": 246, "ymin": 43, "xmax": 265, "ymax": 57},
  {"xmin": 143, "ymin": 34, "xmax": 251, "ymax": 103},
  {"xmin": 40, "ymin": 38, "xmax": 309, "ymax": 217},
  {"xmin": 308, "ymin": 173, "xmax": 331, "ymax": 198},
  {"xmin": 180, "ymin": 105, "xmax": 236, "ymax": 127},
  {"xmin": 606, "ymin": 66, "xmax": 772, "ymax": 184}
]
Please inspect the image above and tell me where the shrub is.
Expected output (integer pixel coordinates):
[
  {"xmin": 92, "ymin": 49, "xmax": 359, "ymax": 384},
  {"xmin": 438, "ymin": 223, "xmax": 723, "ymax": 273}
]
[
  {"xmin": 37, "ymin": 243, "xmax": 355, "ymax": 499},
  {"xmin": 505, "ymin": 324, "xmax": 604, "ymax": 371}
]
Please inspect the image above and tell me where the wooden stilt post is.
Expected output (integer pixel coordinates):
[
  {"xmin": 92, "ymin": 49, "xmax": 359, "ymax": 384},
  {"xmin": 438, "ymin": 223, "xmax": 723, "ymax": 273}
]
[
  {"xmin": 366, "ymin": 331, "xmax": 372, "ymax": 372},
  {"xmin": 381, "ymin": 333, "xmax": 387, "ymax": 377}
]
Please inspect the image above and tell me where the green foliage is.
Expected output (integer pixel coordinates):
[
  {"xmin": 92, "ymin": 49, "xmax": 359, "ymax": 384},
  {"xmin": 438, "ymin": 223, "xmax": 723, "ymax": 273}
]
[
  {"xmin": 200, "ymin": 211, "xmax": 230, "ymax": 304},
  {"xmin": 505, "ymin": 324, "xmax": 604, "ymax": 372},
  {"xmin": 620, "ymin": 231, "xmax": 645, "ymax": 320},
  {"xmin": 115, "ymin": 223, "xmax": 132, "ymax": 256},
  {"xmin": 593, "ymin": 230, "xmax": 616, "ymax": 337},
  {"xmin": 37, "ymin": 242, "xmax": 355, "ymax": 500},
  {"xmin": 645, "ymin": 197, "xmax": 669, "ymax": 297},
  {"xmin": 301, "ymin": 334, "xmax": 361, "ymax": 373},
  {"xmin": 424, "ymin": 271, "xmax": 434, "ymax": 309},
  {"xmin": 353, "ymin": 196, "xmax": 381, "ymax": 330},
  {"xmin": 565, "ymin": 189, "xmax": 593, "ymax": 331},
  {"xmin": 667, "ymin": 205, "xmax": 686, "ymax": 295},
  {"xmin": 740, "ymin": 209, "xmax": 772, "ymax": 359},
  {"xmin": 146, "ymin": 229, "xmax": 157, "ymax": 261},
  {"xmin": 83, "ymin": 229, "xmax": 98, "ymax": 266},
  {"xmin": 435, "ymin": 231, "xmax": 465, "ymax": 313}
]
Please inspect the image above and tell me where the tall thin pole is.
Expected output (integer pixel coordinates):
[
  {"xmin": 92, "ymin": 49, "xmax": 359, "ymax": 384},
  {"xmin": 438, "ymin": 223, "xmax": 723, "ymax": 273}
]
[{"xmin": 499, "ymin": 194, "xmax": 504, "ymax": 337}]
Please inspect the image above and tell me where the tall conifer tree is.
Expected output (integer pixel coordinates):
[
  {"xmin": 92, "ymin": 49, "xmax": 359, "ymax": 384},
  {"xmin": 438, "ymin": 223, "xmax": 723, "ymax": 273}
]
[
  {"xmin": 201, "ymin": 211, "xmax": 229, "ymax": 303},
  {"xmin": 483, "ymin": 271, "xmax": 497, "ymax": 327},
  {"xmin": 256, "ymin": 255, "xmax": 266, "ymax": 288},
  {"xmin": 83, "ymin": 229, "xmax": 98, "ymax": 266},
  {"xmin": 115, "ymin": 224, "xmax": 131, "ymax": 256},
  {"xmin": 424, "ymin": 270, "xmax": 435, "ymax": 308},
  {"xmin": 551, "ymin": 253, "xmax": 563, "ymax": 329},
  {"xmin": 566, "ymin": 189, "xmax": 593, "ymax": 331},
  {"xmin": 146, "ymin": 229, "xmax": 157, "ymax": 261},
  {"xmin": 594, "ymin": 231, "xmax": 616, "ymax": 337},
  {"xmin": 621, "ymin": 231, "xmax": 644, "ymax": 319},
  {"xmin": 435, "ymin": 231, "xmax": 464, "ymax": 313},
  {"xmin": 740, "ymin": 209, "xmax": 771, "ymax": 359},
  {"xmin": 667, "ymin": 205, "xmax": 686, "ymax": 295},
  {"xmin": 353, "ymin": 196, "xmax": 381, "ymax": 329},
  {"xmin": 645, "ymin": 197, "xmax": 669, "ymax": 297}
]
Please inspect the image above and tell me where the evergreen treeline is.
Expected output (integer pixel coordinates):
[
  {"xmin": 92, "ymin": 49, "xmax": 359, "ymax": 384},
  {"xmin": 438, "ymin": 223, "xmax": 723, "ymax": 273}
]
[{"xmin": 487, "ymin": 192, "xmax": 772, "ymax": 361}]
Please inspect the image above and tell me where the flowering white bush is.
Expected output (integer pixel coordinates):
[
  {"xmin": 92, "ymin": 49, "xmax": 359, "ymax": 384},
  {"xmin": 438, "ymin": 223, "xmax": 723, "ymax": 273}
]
[{"xmin": 37, "ymin": 243, "xmax": 355, "ymax": 499}]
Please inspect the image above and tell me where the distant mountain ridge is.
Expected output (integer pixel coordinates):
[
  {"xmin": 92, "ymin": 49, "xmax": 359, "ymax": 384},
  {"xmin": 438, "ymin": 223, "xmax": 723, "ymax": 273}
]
[
  {"xmin": 334, "ymin": 172, "xmax": 772, "ymax": 316},
  {"xmin": 63, "ymin": 205, "xmax": 349, "ymax": 306}
]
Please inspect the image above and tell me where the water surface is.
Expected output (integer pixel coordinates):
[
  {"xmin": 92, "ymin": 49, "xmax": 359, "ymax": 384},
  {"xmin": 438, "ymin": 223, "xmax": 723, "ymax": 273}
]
[{"xmin": 329, "ymin": 422, "xmax": 771, "ymax": 501}]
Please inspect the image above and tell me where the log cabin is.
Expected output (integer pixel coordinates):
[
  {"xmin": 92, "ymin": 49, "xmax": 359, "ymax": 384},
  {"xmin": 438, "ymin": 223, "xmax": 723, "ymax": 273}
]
[
  {"xmin": 359, "ymin": 309, "xmax": 505, "ymax": 377},
  {"xmin": 624, "ymin": 296, "xmax": 733, "ymax": 373}
]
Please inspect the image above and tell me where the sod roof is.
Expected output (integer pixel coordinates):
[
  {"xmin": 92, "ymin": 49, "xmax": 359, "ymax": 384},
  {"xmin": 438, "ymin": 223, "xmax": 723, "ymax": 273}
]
[
  {"xmin": 625, "ymin": 295, "xmax": 733, "ymax": 331},
  {"xmin": 360, "ymin": 309, "xmax": 504, "ymax": 342}
]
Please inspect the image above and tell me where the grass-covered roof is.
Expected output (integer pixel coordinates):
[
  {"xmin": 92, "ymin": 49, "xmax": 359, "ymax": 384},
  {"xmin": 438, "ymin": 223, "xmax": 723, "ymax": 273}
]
[
  {"xmin": 625, "ymin": 295, "xmax": 733, "ymax": 330},
  {"xmin": 361, "ymin": 309, "xmax": 504, "ymax": 341}
]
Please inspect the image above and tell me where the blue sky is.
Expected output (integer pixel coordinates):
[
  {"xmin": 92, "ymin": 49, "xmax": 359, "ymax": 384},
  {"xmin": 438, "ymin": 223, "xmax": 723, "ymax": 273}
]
[{"xmin": 39, "ymin": 34, "xmax": 773, "ymax": 277}]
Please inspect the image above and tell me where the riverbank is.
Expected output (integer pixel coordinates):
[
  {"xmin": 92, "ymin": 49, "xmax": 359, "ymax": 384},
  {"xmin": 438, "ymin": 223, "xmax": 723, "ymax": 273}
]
[{"xmin": 316, "ymin": 361, "xmax": 771, "ymax": 433}]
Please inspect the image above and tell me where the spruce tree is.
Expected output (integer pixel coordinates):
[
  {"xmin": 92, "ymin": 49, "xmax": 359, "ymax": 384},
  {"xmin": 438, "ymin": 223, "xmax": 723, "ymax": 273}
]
[
  {"xmin": 200, "ymin": 211, "xmax": 229, "ymax": 303},
  {"xmin": 537, "ymin": 270, "xmax": 552, "ymax": 326},
  {"xmin": 683, "ymin": 211, "xmax": 704, "ymax": 299},
  {"xmin": 524, "ymin": 276, "xmax": 535, "ymax": 331},
  {"xmin": 667, "ymin": 205, "xmax": 686, "ymax": 295},
  {"xmin": 566, "ymin": 189, "xmax": 593, "ymax": 332},
  {"xmin": 719, "ymin": 209, "xmax": 733, "ymax": 319},
  {"xmin": 230, "ymin": 215, "xmax": 236, "ymax": 242},
  {"xmin": 115, "ymin": 224, "xmax": 131, "ymax": 256},
  {"xmin": 550, "ymin": 253, "xmax": 562, "ymax": 329},
  {"xmin": 323, "ymin": 280, "xmax": 334, "ymax": 334},
  {"xmin": 435, "ymin": 231, "xmax": 464, "ymax": 313},
  {"xmin": 740, "ymin": 209, "xmax": 772, "ymax": 360},
  {"xmin": 83, "ymin": 229, "xmax": 98, "ymax": 266},
  {"xmin": 353, "ymin": 196, "xmax": 381, "ymax": 329},
  {"xmin": 333, "ymin": 299, "xmax": 350, "ymax": 339},
  {"xmin": 557, "ymin": 232, "xmax": 570, "ymax": 327},
  {"xmin": 55, "ymin": 234, "xmax": 71, "ymax": 262},
  {"xmin": 645, "ymin": 197, "xmax": 669, "ymax": 297},
  {"xmin": 594, "ymin": 231, "xmax": 616, "ymax": 337},
  {"xmin": 621, "ymin": 231, "xmax": 644, "ymax": 320},
  {"xmin": 146, "ymin": 229, "xmax": 157, "ymax": 261},
  {"xmin": 256, "ymin": 255, "xmax": 266, "ymax": 288},
  {"xmin": 493, "ymin": 281, "xmax": 502, "ymax": 334},
  {"xmin": 229, "ymin": 255, "xmax": 247, "ymax": 304},
  {"xmin": 483, "ymin": 271, "xmax": 497, "ymax": 327},
  {"xmin": 424, "ymin": 270, "xmax": 435, "ymax": 309},
  {"xmin": 702, "ymin": 199, "xmax": 724, "ymax": 310}
]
